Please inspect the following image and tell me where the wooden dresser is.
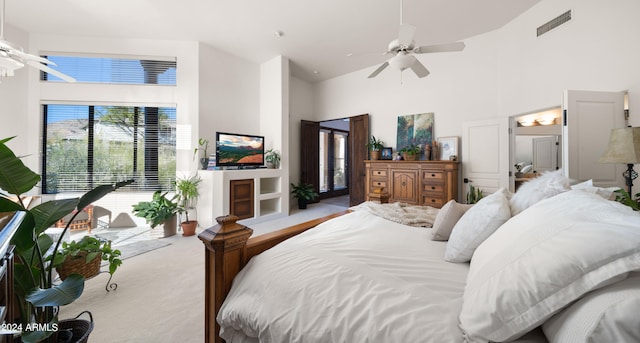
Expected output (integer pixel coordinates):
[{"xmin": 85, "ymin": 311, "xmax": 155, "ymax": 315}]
[{"xmin": 364, "ymin": 160, "xmax": 459, "ymax": 208}]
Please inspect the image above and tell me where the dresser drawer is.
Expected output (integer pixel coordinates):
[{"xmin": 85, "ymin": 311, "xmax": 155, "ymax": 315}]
[
  {"xmin": 423, "ymin": 197, "xmax": 445, "ymax": 207},
  {"xmin": 370, "ymin": 180, "xmax": 387, "ymax": 189},
  {"xmin": 371, "ymin": 169, "xmax": 387, "ymax": 177},
  {"xmin": 423, "ymin": 183, "xmax": 444, "ymax": 194},
  {"xmin": 423, "ymin": 171, "xmax": 444, "ymax": 181}
]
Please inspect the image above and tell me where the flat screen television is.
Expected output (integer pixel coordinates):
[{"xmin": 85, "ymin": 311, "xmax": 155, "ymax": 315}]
[{"xmin": 215, "ymin": 132, "xmax": 265, "ymax": 168}]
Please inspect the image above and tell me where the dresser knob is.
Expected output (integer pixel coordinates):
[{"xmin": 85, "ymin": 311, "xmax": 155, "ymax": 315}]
[
  {"xmin": 431, "ymin": 186, "xmax": 435, "ymax": 190},
  {"xmin": 431, "ymin": 173, "xmax": 436, "ymax": 177}
]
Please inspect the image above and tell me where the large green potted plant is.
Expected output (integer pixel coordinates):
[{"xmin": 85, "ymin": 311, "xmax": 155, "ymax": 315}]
[
  {"xmin": 175, "ymin": 174, "xmax": 202, "ymax": 236},
  {"xmin": 131, "ymin": 190, "xmax": 179, "ymax": 237},
  {"xmin": 0, "ymin": 136, "xmax": 132, "ymax": 342},
  {"xmin": 367, "ymin": 136, "xmax": 384, "ymax": 160},
  {"xmin": 290, "ymin": 182, "xmax": 319, "ymax": 209}
]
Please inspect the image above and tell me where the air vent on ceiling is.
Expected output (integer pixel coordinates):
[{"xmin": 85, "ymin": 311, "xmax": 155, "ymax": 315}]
[{"xmin": 537, "ymin": 10, "xmax": 572, "ymax": 37}]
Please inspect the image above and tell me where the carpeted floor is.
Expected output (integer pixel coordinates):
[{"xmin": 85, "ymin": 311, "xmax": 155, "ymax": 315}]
[{"xmin": 58, "ymin": 195, "xmax": 349, "ymax": 342}]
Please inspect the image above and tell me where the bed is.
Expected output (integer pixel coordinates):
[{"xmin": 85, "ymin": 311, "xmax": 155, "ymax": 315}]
[{"xmin": 199, "ymin": 171, "xmax": 640, "ymax": 343}]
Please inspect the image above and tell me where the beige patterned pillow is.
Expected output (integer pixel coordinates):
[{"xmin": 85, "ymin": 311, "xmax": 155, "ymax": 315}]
[{"xmin": 431, "ymin": 200, "xmax": 473, "ymax": 241}]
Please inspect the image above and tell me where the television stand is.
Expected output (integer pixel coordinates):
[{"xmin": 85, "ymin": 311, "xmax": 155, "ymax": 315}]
[{"xmin": 197, "ymin": 168, "xmax": 286, "ymax": 227}]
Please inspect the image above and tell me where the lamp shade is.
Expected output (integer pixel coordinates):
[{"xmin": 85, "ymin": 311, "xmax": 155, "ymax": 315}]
[{"xmin": 599, "ymin": 127, "xmax": 640, "ymax": 164}]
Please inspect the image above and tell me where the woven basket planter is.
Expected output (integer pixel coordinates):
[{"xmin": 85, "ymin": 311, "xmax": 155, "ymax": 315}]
[
  {"xmin": 56, "ymin": 251, "xmax": 102, "ymax": 281},
  {"xmin": 57, "ymin": 311, "xmax": 94, "ymax": 343}
]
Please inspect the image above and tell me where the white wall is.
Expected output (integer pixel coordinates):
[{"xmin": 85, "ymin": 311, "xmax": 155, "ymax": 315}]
[
  {"xmin": 198, "ymin": 43, "xmax": 260, "ymax": 152},
  {"xmin": 0, "ymin": 25, "xmax": 31, "ymax": 160},
  {"xmin": 289, "ymin": 76, "xmax": 314, "ymax": 187},
  {"xmin": 311, "ymin": 0, "xmax": 640, "ymax": 194}
]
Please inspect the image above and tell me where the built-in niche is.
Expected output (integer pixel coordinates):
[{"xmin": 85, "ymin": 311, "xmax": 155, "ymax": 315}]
[{"xmin": 511, "ymin": 107, "xmax": 562, "ymax": 190}]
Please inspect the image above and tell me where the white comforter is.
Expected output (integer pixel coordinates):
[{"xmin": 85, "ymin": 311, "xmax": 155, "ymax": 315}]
[{"xmin": 217, "ymin": 210, "xmax": 470, "ymax": 343}]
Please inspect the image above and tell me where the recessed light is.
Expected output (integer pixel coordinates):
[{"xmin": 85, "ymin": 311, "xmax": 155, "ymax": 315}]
[
  {"xmin": 274, "ymin": 31, "xmax": 283, "ymax": 38},
  {"xmin": 312, "ymin": 70, "xmax": 320, "ymax": 75},
  {"xmin": 346, "ymin": 53, "xmax": 353, "ymax": 57}
]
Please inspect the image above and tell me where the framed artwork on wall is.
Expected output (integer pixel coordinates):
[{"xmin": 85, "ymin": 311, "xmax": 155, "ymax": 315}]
[
  {"xmin": 396, "ymin": 113, "xmax": 434, "ymax": 153},
  {"xmin": 437, "ymin": 136, "xmax": 459, "ymax": 161},
  {"xmin": 381, "ymin": 147, "xmax": 393, "ymax": 160}
]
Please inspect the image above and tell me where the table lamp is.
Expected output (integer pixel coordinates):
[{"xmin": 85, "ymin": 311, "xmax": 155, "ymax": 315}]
[{"xmin": 598, "ymin": 127, "xmax": 640, "ymax": 195}]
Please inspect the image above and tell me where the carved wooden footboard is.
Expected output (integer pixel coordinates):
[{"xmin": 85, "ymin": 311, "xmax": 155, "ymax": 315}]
[{"xmin": 198, "ymin": 210, "xmax": 350, "ymax": 343}]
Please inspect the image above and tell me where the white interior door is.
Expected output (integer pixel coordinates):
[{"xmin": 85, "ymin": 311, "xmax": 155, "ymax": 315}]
[
  {"xmin": 462, "ymin": 117, "xmax": 510, "ymax": 199},
  {"xmin": 532, "ymin": 136, "xmax": 558, "ymax": 172},
  {"xmin": 563, "ymin": 90, "xmax": 625, "ymax": 187}
]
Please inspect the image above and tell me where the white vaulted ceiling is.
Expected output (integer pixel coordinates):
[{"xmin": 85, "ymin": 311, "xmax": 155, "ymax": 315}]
[{"xmin": 4, "ymin": 0, "xmax": 539, "ymax": 82}]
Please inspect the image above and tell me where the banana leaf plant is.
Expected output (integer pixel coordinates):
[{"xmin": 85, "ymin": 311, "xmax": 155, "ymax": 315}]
[{"xmin": 0, "ymin": 136, "xmax": 133, "ymax": 342}]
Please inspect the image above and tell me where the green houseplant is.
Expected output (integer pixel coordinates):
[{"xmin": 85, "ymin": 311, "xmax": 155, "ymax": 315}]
[
  {"xmin": 175, "ymin": 174, "xmax": 202, "ymax": 236},
  {"xmin": 131, "ymin": 191, "xmax": 179, "ymax": 237},
  {"xmin": 0, "ymin": 136, "xmax": 132, "ymax": 342},
  {"xmin": 613, "ymin": 189, "xmax": 640, "ymax": 211},
  {"xmin": 400, "ymin": 144, "xmax": 421, "ymax": 161},
  {"xmin": 265, "ymin": 149, "xmax": 281, "ymax": 169},
  {"xmin": 50, "ymin": 236, "xmax": 122, "ymax": 286},
  {"xmin": 290, "ymin": 182, "xmax": 319, "ymax": 209},
  {"xmin": 193, "ymin": 138, "xmax": 210, "ymax": 170},
  {"xmin": 367, "ymin": 136, "xmax": 384, "ymax": 160},
  {"xmin": 466, "ymin": 184, "xmax": 485, "ymax": 204}
]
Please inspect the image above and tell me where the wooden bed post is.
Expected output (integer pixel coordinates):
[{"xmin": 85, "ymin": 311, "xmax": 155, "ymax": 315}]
[{"xmin": 198, "ymin": 215, "xmax": 253, "ymax": 343}]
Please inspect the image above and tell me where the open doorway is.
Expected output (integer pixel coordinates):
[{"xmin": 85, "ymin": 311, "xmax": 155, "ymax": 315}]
[
  {"xmin": 319, "ymin": 120, "xmax": 349, "ymax": 199},
  {"xmin": 300, "ymin": 114, "xmax": 369, "ymax": 206}
]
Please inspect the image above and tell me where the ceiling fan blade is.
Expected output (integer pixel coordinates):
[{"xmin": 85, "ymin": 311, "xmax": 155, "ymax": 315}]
[
  {"xmin": 26, "ymin": 60, "xmax": 76, "ymax": 82},
  {"xmin": 409, "ymin": 58, "xmax": 430, "ymax": 78},
  {"xmin": 413, "ymin": 41, "xmax": 466, "ymax": 54},
  {"xmin": 398, "ymin": 24, "xmax": 416, "ymax": 47},
  {"xmin": 11, "ymin": 49, "xmax": 55, "ymax": 65},
  {"xmin": 368, "ymin": 61, "xmax": 389, "ymax": 78}
]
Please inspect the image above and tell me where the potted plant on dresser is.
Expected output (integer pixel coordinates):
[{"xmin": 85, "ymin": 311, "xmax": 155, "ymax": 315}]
[
  {"xmin": 400, "ymin": 144, "xmax": 421, "ymax": 161},
  {"xmin": 290, "ymin": 182, "xmax": 319, "ymax": 209},
  {"xmin": 0, "ymin": 136, "xmax": 132, "ymax": 342},
  {"xmin": 367, "ymin": 136, "xmax": 384, "ymax": 160},
  {"xmin": 131, "ymin": 191, "xmax": 180, "ymax": 237},
  {"xmin": 175, "ymin": 174, "xmax": 202, "ymax": 236}
]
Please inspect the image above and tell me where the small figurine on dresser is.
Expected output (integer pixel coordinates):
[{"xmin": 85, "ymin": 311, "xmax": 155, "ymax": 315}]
[{"xmin": 394, "ymin": 152, "xmax": 403, "ymax": 160}]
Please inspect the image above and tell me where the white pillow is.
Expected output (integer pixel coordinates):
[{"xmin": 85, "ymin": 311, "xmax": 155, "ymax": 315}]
[
  {"xmin": 459, "ymin": 190, "xmax": 640, "ymax": 342},
  {"xmin": 444, "ymin": 188, "xmax": 511, "ymax": 263},
  {"xmin": 431, "ymin": 200, "xmax": 473, "ymax": 241},
  {"xmin": 543, "ymin": 272, "xmax": 640, "ymax": 343},
  {"xmin": 510, "ymin": 169, "xmax": 571, "ymax": 215},
  {"xmin": 571, "ymin": 179, "xmax": 619, "ymax": 200}
]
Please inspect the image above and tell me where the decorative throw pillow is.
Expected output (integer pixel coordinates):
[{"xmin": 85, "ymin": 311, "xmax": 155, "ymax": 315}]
[
  {"xmin": 459, "ymin": 190, "xmax": 640, "ymax": 343},
  {"xmin": 431, "ymin": 200, "xmax": 473, "ymax": 241},
  {"xmin": 542, "ymin": 272, "xmax": 640, "ymax": 343},
  {"xmin": 444, "ymin": 188, "xmax": 511, "ymax": 263},
  {"xmin": 510, "ymin": 169, "xmax": 571, "ymax": 215}
]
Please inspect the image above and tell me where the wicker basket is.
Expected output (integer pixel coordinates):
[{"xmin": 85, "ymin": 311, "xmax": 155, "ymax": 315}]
[
  {"xmin": 57, "ymin": 311, "xmax": 94, "ymax": 343},
  {"xmin": 56, "ymin": 252, "xmax": 102, "ymax": 281}
]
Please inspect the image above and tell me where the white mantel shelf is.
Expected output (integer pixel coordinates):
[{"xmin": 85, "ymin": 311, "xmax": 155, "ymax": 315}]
[{"xmin": 197, "ymin": 168, "xmax": 287, "ymax": 229}]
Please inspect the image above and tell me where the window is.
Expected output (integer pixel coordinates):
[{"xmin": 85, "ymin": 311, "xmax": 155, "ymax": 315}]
[
  {"xmin": 42, "ymin": 104, "xmax": 176, "ymax": 193},
  {"xmin": 41, "ymin": 55, "xmax": 176, "ymax": 85}
]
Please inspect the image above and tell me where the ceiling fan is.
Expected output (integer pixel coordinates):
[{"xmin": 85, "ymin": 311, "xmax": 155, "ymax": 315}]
[
  {"xmin": 368, "ymin": 0, "xmax": 465, "ymax": 79},
  {"xmin": 0, "ymin": 0, "xmax": 75, "ymax": 82}
]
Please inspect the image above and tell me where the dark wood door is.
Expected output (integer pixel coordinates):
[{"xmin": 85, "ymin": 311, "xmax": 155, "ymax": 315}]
[
  {"xmin": 300, "ymin": 120, "xmax": 320, "ymax": 203},
  {"xmin": 349, "ymin": 114, "xmax": 369, "ymax": 206}
]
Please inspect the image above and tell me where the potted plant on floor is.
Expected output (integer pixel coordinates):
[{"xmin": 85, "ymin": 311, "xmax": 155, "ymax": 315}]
[
  {"xmin": 367, "ymin": 136, "xmax": 384, "ymax": 160},
  {"xmin": 265, "ymin": 149, "xmax": 281, "ymax": 169},
  {"xmin": 50, "ymin": 236, "xmax": 122, "ymax": 290},
  {"xmin": 193, "ymin": 138, "xmax": 210, "ymax": 170},
  {"xmin": 175, "ymin": 174, "xmax": 202, "ymax": 236},
  {"xmin": 0, "ymin": 136, "xmax": 133, "ymax": 342},
  {"xmin": 290, "ymin": 182, "xmax": 319, "ymax": 209},
  {"xmin": 132, "ymin": 191, "xmax": 180, "ymax": 237}
]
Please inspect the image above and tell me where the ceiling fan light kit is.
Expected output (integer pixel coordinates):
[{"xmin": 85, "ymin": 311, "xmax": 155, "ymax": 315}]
[
  {"xmin": 368, "ymin": 0, "xmax": 465, "ymax": 79},
  {"xmin": 0, "ymin": 0, "xmax": 75, "ymax": 82}
]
